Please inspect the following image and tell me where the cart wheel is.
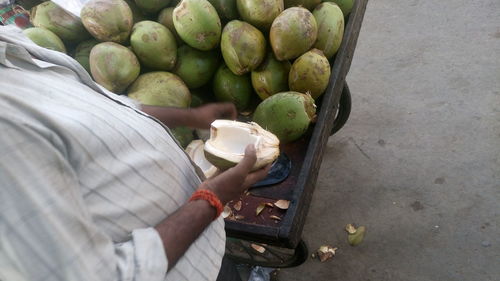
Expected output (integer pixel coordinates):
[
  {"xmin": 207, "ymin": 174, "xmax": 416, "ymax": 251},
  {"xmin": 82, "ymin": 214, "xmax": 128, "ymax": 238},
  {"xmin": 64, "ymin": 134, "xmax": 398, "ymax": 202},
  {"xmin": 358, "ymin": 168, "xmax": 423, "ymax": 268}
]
[
  {"xmin": 225, "ymin": 238, "xmax": 308, "ymax": 268},
  {"xmin": 330, "ymin": 83, "xmax": 352, "ymax": 135}
]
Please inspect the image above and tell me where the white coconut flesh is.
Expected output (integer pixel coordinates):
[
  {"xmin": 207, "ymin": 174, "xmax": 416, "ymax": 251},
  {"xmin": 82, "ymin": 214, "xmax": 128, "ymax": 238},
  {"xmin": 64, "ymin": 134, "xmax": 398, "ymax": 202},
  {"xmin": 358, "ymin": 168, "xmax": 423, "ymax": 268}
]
[
  {"xmin": 204, "ymin": 120, "xmax": 280, "ymax": 170},
  {"xmin": 185, "ymin": 140, "xmax": 218, "ymax": 178}
]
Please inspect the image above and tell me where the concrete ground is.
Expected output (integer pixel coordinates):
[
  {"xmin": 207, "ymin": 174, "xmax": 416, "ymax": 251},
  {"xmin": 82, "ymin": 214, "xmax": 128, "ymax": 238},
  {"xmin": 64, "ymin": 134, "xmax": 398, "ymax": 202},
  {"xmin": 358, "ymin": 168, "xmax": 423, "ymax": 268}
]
[{"xmin": 278, "ymin": 0, "xmax": 500, "ymax": 280}]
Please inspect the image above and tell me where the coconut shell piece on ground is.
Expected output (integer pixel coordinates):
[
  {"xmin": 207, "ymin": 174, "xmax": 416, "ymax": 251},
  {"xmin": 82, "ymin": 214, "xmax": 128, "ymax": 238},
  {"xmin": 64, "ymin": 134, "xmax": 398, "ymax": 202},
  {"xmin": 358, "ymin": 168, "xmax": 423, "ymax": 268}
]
[
  {"xmin": 316, "ymin": 245, "xmax": 337, "ymax": 262},
  {"xmin": 348, "ymin": 226, "xmax": 366, "ymax": 246},
  {"xmin": 204, "ymin": 120, "xmax": 280, "ymax": 171}
]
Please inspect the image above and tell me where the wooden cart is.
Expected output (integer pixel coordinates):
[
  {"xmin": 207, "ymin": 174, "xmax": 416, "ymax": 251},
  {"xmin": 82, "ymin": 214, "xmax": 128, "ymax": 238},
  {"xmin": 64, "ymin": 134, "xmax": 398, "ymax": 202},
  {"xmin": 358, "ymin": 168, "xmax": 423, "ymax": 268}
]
[{"xmin": 224, "ymin": 0, "xmax": 369, "ymax": 267}]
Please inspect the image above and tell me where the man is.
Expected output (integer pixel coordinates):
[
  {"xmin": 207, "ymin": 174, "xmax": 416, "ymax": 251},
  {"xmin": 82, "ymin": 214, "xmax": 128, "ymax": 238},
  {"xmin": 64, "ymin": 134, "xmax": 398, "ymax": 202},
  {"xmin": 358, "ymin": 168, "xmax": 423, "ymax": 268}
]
[{"xmin": 0, "ymin": 25, "xmax": 268, "ymax": 280}]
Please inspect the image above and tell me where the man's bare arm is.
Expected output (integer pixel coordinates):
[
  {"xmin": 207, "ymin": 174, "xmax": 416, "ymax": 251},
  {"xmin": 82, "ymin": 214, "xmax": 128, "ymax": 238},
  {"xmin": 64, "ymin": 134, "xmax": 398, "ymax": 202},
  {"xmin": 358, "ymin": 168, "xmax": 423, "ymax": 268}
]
[
  {"xmin": 154, "ymin": 145, "xmax": 270, "ymax": 270},
  {"xmin": 141, "ymin": 103, "xmax": 237, "ymax": 129}
]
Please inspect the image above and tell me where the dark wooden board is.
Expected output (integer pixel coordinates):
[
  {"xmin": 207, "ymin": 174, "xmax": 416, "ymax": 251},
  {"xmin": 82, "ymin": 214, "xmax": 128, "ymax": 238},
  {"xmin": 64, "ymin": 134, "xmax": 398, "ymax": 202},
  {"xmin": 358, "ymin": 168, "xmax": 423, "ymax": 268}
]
[{"xmin": 225, "ymin": 0, "xmax": 369, "ymax": 248}]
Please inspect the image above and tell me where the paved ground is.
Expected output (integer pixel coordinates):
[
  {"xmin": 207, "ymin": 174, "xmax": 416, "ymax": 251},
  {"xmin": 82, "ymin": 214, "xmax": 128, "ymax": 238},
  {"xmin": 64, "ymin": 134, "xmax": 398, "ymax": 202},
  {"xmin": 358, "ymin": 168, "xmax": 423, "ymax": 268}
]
[{"xmin": 278, "ymin": 0, "xmax": 500, "ymax": 280}]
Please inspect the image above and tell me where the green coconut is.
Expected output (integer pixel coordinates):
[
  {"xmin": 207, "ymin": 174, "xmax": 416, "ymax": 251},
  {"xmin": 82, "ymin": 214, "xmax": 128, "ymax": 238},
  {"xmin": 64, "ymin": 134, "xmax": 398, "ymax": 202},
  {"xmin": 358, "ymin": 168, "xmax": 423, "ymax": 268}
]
[
  {"xmin": 23, "ymin": 27, "xmax": 66, "ymax": 53},
  {"xmin": 284, "ymin": 0, "xmax": 321, "ymax": 10},
  {"xmin": 157, "ymin": 7, "xmax": 183, "ymax": 44},
  {"xmin": 313, "ymin": 2, "xmax": 344, "ymax": 59},
  {"xmin": 221, "ymin": 20, "xmax": 266, "ymax": 75},
  {"xmin": 288, "ymin": 48, "xmax": 330, "ymax": 99},
  {"xmin": 123, "ymin": 0, "xmax": 147, "ymax": 23},
  {"xmin": 170, "ymin": 126, "xmax": 195, "ymax": 148},
  {"xmin": 208, "ymin": 0, "xmax": 239, "ymax": 21},
  {"xmin": 130, "ymin": 21, "xmax": 177, "ymax": 70},
  {"xmin": 236, "ymin": 0, "xmax": 283, "ymax": 31},
  {"xmin": 74, "ymin": 39, "xmax": 100, "ymax": 73},
  {"xmin": 128, "ymin": 72, "xmax": 191, "ymax": 108},
  {"xmin": 81, "ymin": 0, "xmax": 133, "ymax": 43},
  {"xmin": 190, "ymin": 92, "xmax": 206, "ymax": 107},
  {"xmin": 251, "ymin": 52, "xmax": 291, "ymax": 100},
  {"xmin": 348, "ymin": 226, "xmax": 366, "ymax": 246},
  {"xmin": 89, "ymin": 42, "xmax": 140, "ymax": 93},
  {"xmin": 30, "ymin": 1, "xmax": 90, "ymax": 43},
  {"xmin": 270, "ymin": 7, "xmax": 318, "ymax": 61},
  {"xmin": 322, "ymin": 0, "xmax": 353, "ymax": 16},
  {"xmin": 212, "ymin": 63, "xmax": 253, "ymax": 111},
  {"xmin": 173, "ymin": 45, "xmax": 220, "ymax": 89},
  {"xmin": 253, "ymin": 91, "xmax": 316, "ymax": 143},
  {"xmin": 173, "ymin": 0, "xmax": 221, "ymax": 51},
  {"xmin": 134, "ymin": 0, "xmax": 171, "ymax": 14}
]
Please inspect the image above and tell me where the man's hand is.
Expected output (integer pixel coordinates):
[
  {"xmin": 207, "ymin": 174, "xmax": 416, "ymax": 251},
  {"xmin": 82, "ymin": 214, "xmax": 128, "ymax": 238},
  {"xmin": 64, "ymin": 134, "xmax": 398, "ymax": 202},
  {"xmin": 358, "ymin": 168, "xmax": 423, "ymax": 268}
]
[
  {"xmin": 200, "ymin": 145, "xmax": 271, "ymax": 205},
  {"xmin": 155, "ymin": 145, "xmax": 269, "ymax": 269},
  {"xmin": 190, "ymin": 103, "xmax": 237, "ymax": 129}
]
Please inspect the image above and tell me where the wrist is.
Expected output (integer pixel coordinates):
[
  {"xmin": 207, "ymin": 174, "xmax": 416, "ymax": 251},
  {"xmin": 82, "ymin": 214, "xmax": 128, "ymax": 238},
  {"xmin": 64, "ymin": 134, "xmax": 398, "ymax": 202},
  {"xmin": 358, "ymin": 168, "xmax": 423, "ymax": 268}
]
[
  {"xmin": 199, "ymin": 182, "xmax": 230, "ymax": 205},
  {"xmin": 189, "ymin": 189, "xmax": 223, "ymax": 220}
]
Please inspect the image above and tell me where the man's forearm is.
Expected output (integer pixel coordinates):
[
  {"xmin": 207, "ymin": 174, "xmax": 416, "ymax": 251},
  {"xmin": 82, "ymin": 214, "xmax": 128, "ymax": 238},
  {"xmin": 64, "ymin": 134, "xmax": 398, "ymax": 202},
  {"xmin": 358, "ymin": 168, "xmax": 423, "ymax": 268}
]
[
  {"xmin": 141, "ymin": 105, "xmax": 200, "ymax": 128},
  {"xmin": 154, "ymin": 199, "xmax": 216, "ymax": 270}
]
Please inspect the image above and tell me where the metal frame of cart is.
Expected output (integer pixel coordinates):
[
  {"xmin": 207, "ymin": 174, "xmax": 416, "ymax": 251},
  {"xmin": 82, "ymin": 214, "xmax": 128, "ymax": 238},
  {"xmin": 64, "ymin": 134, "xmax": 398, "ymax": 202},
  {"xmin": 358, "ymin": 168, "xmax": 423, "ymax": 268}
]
[{"xmin": 224, "ymin": 0, "xmax": 369, "ymax": 267}]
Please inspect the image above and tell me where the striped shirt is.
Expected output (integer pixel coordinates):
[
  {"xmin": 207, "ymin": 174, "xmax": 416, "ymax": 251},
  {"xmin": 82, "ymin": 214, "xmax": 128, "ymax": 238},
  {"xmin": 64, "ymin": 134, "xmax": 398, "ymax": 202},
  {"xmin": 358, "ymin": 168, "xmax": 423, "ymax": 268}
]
[{"xmin": 0, "ymin": 25, "xmax": 225, "ymax": 281}]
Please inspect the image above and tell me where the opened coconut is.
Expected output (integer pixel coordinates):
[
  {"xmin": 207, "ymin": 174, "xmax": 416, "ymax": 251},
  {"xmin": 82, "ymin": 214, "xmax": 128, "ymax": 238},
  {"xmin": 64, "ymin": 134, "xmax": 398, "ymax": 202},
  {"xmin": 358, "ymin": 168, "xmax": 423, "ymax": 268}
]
[
  {"xmin": 204, "ymin": 120, "xmax": 280, "ymax": 171},
  {"xmin": 186, "ymin": 140, "xmax": 219, "ymax": 178}
]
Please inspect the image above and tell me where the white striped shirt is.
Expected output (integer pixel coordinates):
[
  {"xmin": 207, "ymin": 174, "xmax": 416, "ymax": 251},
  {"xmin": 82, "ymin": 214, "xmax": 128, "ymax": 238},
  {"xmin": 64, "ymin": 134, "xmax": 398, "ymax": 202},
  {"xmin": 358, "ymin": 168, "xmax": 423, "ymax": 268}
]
[{"xmin": 0, "ymin": 25, "xmax": 225, "ymax": 281}]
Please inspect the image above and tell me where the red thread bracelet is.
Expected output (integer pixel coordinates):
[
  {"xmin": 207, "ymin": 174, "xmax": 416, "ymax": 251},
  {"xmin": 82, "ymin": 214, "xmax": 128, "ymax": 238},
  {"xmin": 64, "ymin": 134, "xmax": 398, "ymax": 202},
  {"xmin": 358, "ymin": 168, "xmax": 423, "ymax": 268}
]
[{"xmin": 189, "ymin": 189, "xmax": 223, "ymax": 220}]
